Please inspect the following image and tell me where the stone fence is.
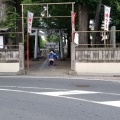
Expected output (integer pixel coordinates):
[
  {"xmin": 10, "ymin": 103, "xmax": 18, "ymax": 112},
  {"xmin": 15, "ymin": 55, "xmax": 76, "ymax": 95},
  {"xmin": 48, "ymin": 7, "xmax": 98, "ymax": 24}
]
[
  {"xmin": 0, "ymin": 49, "xmax": 19, "ymax": 62},
  {"xmin": 75, "ymin": 48, "xmax": 120, "ymax": 62},
  {"xmin": 70, "ymin": 42, "xmax": 120, "ymax": 74},
  {"xmin": 0, "ymin": 43, "xmax": 24, "ymax": 74}
]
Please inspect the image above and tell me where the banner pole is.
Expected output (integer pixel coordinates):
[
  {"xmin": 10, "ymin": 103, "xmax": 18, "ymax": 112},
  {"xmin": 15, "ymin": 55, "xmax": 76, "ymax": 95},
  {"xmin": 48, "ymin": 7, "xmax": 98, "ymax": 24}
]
[
  {"xmin": 27, "ymin": 11, "xmax": 34, "ymax": 71},
  {"xmin": 26, "ymin": 32, "xmax": 29, "ymax": 70}
]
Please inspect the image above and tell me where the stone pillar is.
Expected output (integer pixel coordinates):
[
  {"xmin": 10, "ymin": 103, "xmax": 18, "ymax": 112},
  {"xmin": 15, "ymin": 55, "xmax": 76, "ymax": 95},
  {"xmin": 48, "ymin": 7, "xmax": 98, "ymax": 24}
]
[
  {"xmin": 17, "ymin": 43, "xmax": 25, "ymax": 75},
  {"xmin": 110, "ymin": 26, "xmax": 116, "ymax": 48},
  {"xmin": 71, "ymin": 42, "xmax": 75, "ymax": 70},
  {"xmin": 59, "ymin": 31, "xmax": 64, "ymax": 59},
  {"xmin": 69, "ymin": 42, "xmax": 77, "ymax": 75},
  {"xmin": 34, "ymin": 30, "xmax": 38, "ymax": 59}
]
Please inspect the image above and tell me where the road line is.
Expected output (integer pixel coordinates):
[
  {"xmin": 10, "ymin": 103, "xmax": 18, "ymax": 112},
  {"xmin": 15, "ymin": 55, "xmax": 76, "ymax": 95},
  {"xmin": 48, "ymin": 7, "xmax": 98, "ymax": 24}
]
[
  {"xmin": 0, "ymin": 88, "xmax": 120, "ymax": 108},
  {"xmin": 39, "ymin": 90, "xmax": 101, "ymax": 96},
  {"xmin": 97, "ymin": 101, "xmax": 120, "ymax": 107},
  {"xmin": 0, "ymin": 76, "xmax": 120, "ymax": 82},
  {"xmin": 0, "ymin": 86, "xmax": 68, "ymax": 91},
  {"xmin": 56, "ymin": 96, "xmax": 120, "ymax": 108}
]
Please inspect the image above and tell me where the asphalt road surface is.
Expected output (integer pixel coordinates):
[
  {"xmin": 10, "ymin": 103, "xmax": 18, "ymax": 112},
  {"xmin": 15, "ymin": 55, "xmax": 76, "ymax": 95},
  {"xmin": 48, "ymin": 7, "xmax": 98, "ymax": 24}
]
[{"xmin": 0, "ymin": 76, "xmax": 120, "ymax": 120}]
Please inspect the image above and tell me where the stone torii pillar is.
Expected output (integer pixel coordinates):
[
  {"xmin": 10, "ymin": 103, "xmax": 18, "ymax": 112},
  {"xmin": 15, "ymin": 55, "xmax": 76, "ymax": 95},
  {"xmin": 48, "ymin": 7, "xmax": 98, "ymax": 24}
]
[
  {"xmin": 30, "ymin": 30, "xmax": 38, "ymax": 59},
  {"xmin": 59, "ymin": 31, "xmax": 64, "ymax": 59}
]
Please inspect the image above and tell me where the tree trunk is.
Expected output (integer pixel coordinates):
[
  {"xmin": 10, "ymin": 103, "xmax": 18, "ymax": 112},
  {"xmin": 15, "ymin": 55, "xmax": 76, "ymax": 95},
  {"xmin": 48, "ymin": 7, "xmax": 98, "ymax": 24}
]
[
  {"xmin": 15, "ymin": 0, "xmax": 22, "ymax": 45},
  {"xmin": 0, "ymin": 0, "xmax": 6, "ymax": 21},
  {"xmin": 92, "ymin": 0, "xmax": 102, "ymax": 47},
  {"xmin": 78, "ymin": 3, "xmax": 89, "ymax": 47}
]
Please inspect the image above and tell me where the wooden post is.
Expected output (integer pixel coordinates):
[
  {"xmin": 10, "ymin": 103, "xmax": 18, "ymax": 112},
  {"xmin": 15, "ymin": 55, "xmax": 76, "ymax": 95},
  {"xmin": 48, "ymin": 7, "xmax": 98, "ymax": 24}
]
[
  {"xmin": 26, "ymin": 33, "xmax": 29, "ymax": 70},
  {"xmin": 47, "ymin": 4, "xmax": 48, "ymax": 17},
  {"xmin": 21, "ymin": 4, "xmax": 24, "ymax": 43}
]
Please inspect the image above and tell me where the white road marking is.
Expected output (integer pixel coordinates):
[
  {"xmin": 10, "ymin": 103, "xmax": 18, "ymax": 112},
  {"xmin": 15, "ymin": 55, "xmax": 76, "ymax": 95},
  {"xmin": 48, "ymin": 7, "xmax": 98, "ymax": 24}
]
[
  {"xmin": 54, "ymin": 96, "xmax": 120, "ymax": 108},
  {"xmin": 97, "ymin": 101, "xmax": 120, "ymax": 107},
  {"xmin": 0, "ymin": 88, "xmax": 37, "ymax": 94},
  {"xmin": 39, "ymin": 90, "xmax": 100, "ymax": 96},
  {"xmin": 0, "ymin": 86, "xmax": 68, "ymax": 91},
  {"xmin": 1, "ymin": 86, "xmax": 120, "ymax": 96},
  {"xmin": 0, "ymin": 87, "xmax": 120, "ymax": 108}
]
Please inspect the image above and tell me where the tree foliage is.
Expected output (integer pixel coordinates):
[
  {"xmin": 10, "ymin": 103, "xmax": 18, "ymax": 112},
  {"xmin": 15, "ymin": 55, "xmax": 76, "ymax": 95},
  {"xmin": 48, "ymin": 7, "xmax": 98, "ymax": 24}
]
[
  {"xmin": 0, "ymin": 0, "xmax": 18, "ymax": 30},
  {"xmin": 1, "ymin": 0, "xmax": 120, "ymax": 45}
]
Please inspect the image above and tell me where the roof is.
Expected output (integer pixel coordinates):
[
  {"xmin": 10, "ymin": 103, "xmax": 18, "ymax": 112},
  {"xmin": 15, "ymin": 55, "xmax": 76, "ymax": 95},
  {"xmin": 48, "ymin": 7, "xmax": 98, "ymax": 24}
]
[{"xmin": 0, "ymin": 28, "xmax": 9, "ymax": 31}]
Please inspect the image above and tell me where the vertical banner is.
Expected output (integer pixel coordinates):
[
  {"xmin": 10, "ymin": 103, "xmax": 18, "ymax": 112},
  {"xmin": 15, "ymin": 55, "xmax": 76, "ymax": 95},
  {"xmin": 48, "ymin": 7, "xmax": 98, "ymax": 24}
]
[
  {"xmin": 71, "ymin": 12, "xmax": 76, "ymax": 32},
  {"xmin": 104, "ymin": 6, "xmax": 111, "ymax": 31},
  {"xmin": 27, "ymin": 11, "xmax": 34, "ymax": 33},
  {"xmin": 71, "ymin": 12, "xmax": 76, "ymax": 42}
]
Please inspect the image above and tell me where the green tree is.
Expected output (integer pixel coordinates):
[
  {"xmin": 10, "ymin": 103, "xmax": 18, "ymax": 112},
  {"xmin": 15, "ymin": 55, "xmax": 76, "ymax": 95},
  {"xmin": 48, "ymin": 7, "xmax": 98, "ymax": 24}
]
[
  {"xmin": 2, "ymin": 0, "xmax": 120, "ymax": 46},
  {"xmin": 30, "ymin": 0, "xmax": 101, "ymax": 46},
  {"xmin": 47, "ymin": 35, "xmax": 59, "ymax": 43},
  {"xmin": 39, "ymin": 37, "xmax": 46, "ymax": 48},
  {"xmin": 110, "ymin": 0, "xmax": 120, "ymax": 29},
  {"xmin": 0, "ymin": 0, "xmax": 22, "ymax": 45}
]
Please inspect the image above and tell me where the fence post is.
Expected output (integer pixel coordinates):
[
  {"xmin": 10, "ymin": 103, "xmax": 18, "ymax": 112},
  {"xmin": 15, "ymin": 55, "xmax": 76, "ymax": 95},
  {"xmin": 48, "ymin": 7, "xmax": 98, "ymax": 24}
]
[
  {"xmin": 17, "ymin": 43, "xmax": 25, "ymax": 75},
  {"xmin": 71, "ymin": 42, "xmax": 75, "ymax": 70},
  {"xmin": 110, "ymin": 26, "xmax": 116, "ymax": 48}
]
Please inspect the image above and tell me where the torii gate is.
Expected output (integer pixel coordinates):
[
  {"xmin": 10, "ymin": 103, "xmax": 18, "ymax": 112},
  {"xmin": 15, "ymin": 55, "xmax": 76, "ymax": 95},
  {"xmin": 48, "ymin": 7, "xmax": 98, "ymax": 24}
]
[
  {"xmin": 21, "ymin": 2, "xmax": 75, "ymax": 71},
  {"xmin": 30, "ymin": 27, "xmax": 68, "ymax": 60}
]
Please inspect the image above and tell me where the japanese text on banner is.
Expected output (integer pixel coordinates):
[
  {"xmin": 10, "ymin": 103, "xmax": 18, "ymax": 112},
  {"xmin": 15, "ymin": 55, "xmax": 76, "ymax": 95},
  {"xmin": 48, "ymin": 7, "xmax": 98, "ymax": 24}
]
[
  {"xmin": 104, "ymin": 6, "xmax": 111, "ymax": 31},
  {"xmin": 27, "ymin": 11, "xmax": 34, "ymax": 33}
]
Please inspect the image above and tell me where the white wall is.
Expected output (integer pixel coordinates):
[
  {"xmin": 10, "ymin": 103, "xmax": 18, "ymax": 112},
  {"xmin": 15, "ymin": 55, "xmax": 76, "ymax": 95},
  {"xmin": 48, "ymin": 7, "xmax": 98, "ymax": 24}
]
[
  {"xmin": 75, "ymin": 62, "xmax": 120, "ymax": 74},
  {"xmin": 0, "ymin": 63, "xmax": 19, "ymax": 72}
]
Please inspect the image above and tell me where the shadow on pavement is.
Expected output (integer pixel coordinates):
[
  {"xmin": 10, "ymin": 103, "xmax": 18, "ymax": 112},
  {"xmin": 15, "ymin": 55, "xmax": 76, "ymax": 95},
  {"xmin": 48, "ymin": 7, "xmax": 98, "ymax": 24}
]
[{"xmin": 27, "ymin": 57, "xmax": 71, "ymax": 76}]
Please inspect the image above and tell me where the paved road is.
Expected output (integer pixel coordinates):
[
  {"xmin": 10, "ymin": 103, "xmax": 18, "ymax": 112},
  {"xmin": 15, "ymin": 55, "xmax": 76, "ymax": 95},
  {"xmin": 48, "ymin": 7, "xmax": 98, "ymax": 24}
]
[{"xmin": 0, "ymin": 76, "xmax": 120, "ymax": 120}]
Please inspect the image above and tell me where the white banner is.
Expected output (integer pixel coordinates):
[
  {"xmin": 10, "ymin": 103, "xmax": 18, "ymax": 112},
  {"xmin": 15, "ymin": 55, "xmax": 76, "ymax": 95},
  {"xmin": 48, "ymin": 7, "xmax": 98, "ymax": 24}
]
[
  {"xmin": 104, "ymin": 6, "xmax": 111, "ymax": 31},
  {"xmin": 27, "ymin": 11, "xmax": 34, "ymax": 33}
]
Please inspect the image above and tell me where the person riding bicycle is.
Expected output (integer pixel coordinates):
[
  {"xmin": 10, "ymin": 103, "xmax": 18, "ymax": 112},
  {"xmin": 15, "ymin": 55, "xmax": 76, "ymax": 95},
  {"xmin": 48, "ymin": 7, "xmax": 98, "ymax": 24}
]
[{"xmin": 48, "ymin": 50, "xmax": 56, "ymax": 65}]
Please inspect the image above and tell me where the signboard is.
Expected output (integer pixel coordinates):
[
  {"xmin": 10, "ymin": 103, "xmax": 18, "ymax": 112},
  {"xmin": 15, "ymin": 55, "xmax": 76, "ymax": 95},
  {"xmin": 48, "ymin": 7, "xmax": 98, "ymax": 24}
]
[
  {"xmin": 27, "ymin": 11, "xmax": 34, "ymax": 33},
  {"xmin": 104, "ymin": 6, "xmax": 111, "ymax": 31},
  {"xmin": 74, "ymin": 32, "xmax": 79, "ymax": 45}
]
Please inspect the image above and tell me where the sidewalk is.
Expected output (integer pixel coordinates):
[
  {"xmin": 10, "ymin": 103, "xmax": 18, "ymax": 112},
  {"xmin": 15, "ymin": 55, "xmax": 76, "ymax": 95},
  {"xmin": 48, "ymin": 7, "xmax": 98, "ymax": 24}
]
[
  {"xmin": 26, "ymin": 57, "xmax": 120, "ymax": 80},
  {"xmin": 1, "ymin": 57, "xmax": 119, "ymax": 81}
]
